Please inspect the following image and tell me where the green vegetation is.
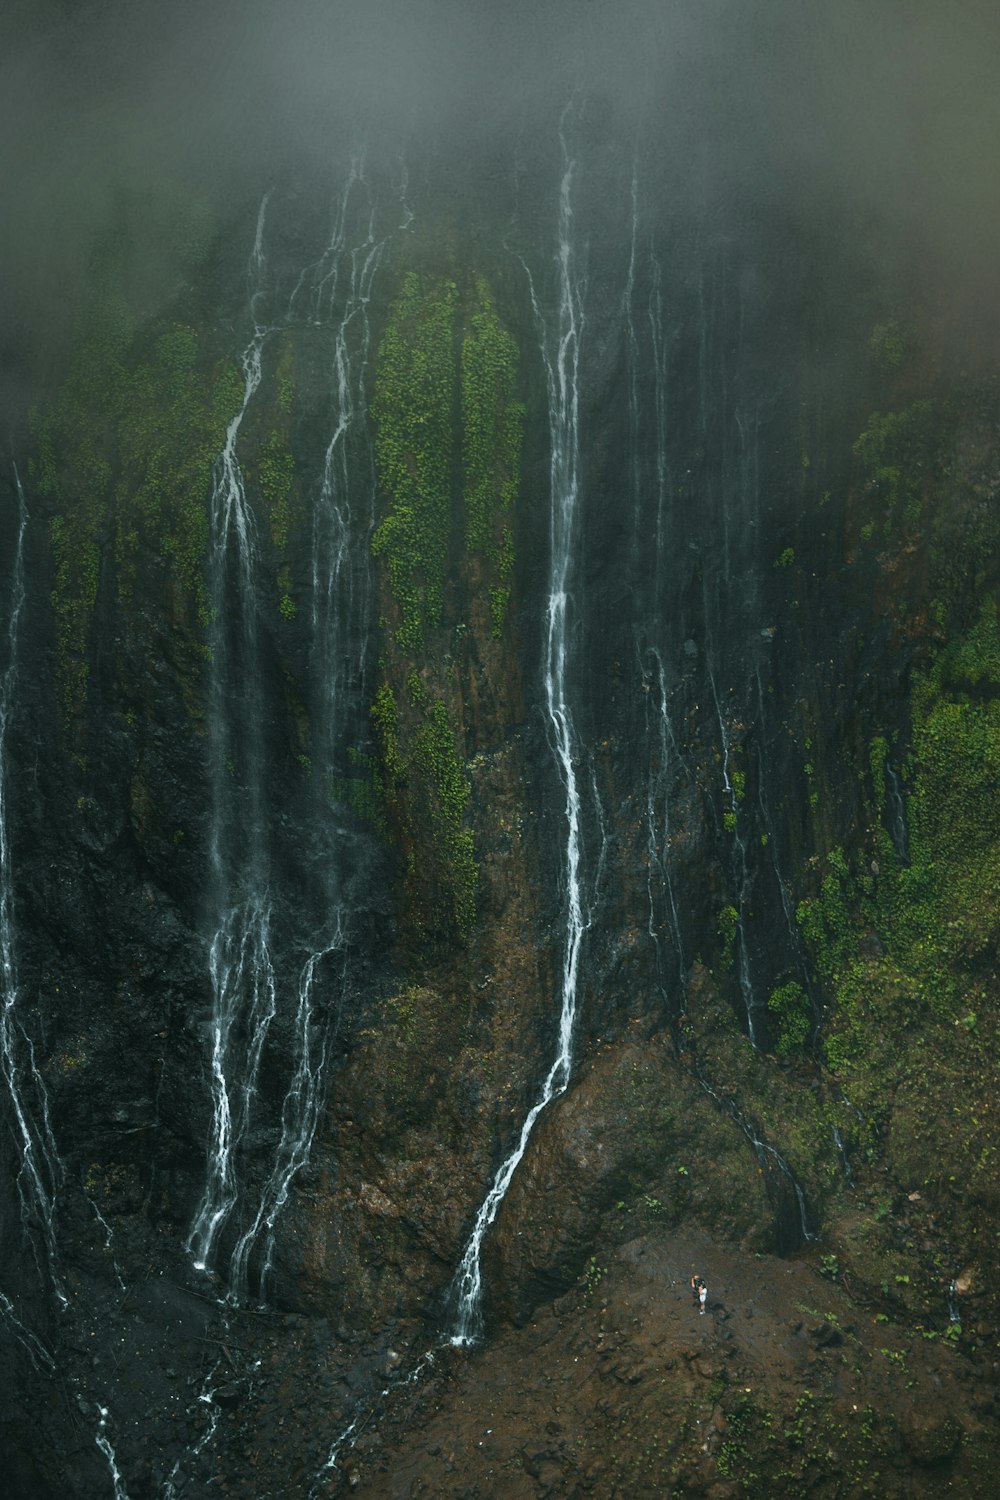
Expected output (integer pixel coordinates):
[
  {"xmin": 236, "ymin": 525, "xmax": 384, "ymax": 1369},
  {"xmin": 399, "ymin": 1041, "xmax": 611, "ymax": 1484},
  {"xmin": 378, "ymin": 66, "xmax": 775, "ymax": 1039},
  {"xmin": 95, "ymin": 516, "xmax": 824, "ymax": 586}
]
[
  {"xmin": 767, "ymin": 980, "xmax": 811, "ymax": 1056},
  {"xmin": 365, "ymin": 267, "xmax": 524, "ymax": 948},
  {"xmin": 461, "ymin": 280, "xmax": 523, "ymax": 631},
  {"xmin": 255, "ymin": 429, "xmax": 295, "ymax": 552},
  {"xmin": 869, "ymin": 319, "xmax": 907, "ymax": 372},
  {"xmin": 370, "ymin": 677, "xmax": 476, "ymax": 942},
  {"xmin": 371, "ymin": 273, "xmax": 458, "ymax": 652},
  {"xmin": 800, "ymin": 596, "xmax": 1000, "ymax": 1065},
  {"xmin": 853, "ymin": 398, "xmax": 950, "ymax": 536},
  {"xmin": 789, "ymin": 378, "xmax": 1000, "ymax": 1322},
  {"xmin": 34, "ymin": 295, "xmax": 132, "ymax": 725},
  {"xmin": 332, "ymin": 748, "xmax": 386, "ymax": 832},
  {"xmin": 33, "ymin": 296, "xmax": 243, "ymax": 729},
  {"xmin": 412, "ymin": 699, "xmax": 477, "ymax": 935},
  {"xmin": 718, "ymin": 904, "xmax": 738, "ymax": 966}
]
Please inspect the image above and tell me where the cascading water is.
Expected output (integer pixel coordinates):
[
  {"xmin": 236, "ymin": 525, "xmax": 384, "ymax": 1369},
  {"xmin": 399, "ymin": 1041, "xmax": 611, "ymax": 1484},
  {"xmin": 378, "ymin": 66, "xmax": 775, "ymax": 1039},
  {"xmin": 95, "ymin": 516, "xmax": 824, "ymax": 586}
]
[
  {"xmin": 2, "ymin": 479, "xmax": 131, "ymax": 1493},
  {"xmin": 0, "ymin": 465, "xmax": 67, "ymax": 1310},
  {"xmin": 696, "ymin": 1072, "xmax": 816, "ymax": 1247},
  {"xmin": 449, "ymin": 118, "xmax": 588, "ymax": 1347},
  {"xmin": 188, "ymin": 162, "xmax": 397, "ymax": 1298},
  {"xmin": 0, "ymin": 1289, "xmax": 53, "ymax": 1373},
  {"xmin": 227, "ymin": 165, "xmax": 392, "ymax": 1302},
  {"xmin": 641, "ymin": 647, "xmax": 688, "ymax": 1005},
  {"xmin": 95, "ymin": 1406, "xmax": 131, "ymax": 1500},
  {"xmin": 186, "ymin": 194, "xmax": 281, "ymax": 1281},
  {"xmin": 709, "ymin": 662, "xmax": 760, "ymax": 1044},
  {"xmin": 751, "ymin": 667, "xmax": 821, "ymax": 1037}
]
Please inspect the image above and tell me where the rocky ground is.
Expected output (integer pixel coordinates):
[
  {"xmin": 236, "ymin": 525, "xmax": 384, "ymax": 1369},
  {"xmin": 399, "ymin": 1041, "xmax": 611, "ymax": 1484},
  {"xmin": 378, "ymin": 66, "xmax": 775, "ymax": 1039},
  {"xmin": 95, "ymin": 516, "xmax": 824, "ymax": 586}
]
[
  {"xmin": 318, "ymin": 1229, "xmax": 996, "ymax": 1499},
  {"xmin": 25, "ymin": 1217, "xmax": 992, "ymax": 1500}
]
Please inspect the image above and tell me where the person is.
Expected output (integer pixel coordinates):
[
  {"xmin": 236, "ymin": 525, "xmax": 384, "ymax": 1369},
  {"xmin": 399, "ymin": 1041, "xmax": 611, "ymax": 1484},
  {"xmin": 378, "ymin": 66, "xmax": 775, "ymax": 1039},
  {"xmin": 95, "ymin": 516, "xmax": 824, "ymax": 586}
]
[
  {"xmin": 699, "ymin": 1282, "xmax": 708, "ymax": 1315},
  {"xmin": 691, "ymin": 1274, "xmax": 704, "ymax": 1307}
]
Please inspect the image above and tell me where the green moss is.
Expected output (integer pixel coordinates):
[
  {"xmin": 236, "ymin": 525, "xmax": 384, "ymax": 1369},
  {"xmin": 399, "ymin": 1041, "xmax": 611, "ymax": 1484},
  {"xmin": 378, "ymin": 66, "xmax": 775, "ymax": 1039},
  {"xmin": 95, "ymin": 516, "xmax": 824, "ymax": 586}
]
[
  {"xmin": 370, "ymin": 678, "xmax": 476, "ymax": 942},
  {"xmin": 34, "ymin": 295, "xmax": 133, "ymax": 724},
  {"xmin": 489, "ymin": 585, "xmax": 511, "ymax": 637},
  {"xmin": 38, "ymin": 298, "xmax": 244, "ymax": 735},
  {"xmin": 371, "ymin": 271, "xmax": 521, "ymax": 650},
  {"xmin": 365, "ymin": 269, "xmax": 523, "ymax": 948},
  {"xmin": 371, "ymin": 682, "xmax": 404, "ymax": 784},
  {"xmin": 869, "ymin": 320, "xmax": 907, "ymax": 371},
  {"xmin": 255, "ymin": 429, "xmax": 295, "ymax": 552},
  {"xmin": 461, "ymin": 280, "xmax": 523, "ymax": 558},
  {"xmin": 275, "ymin": 336, "xmax": 295, "ymax": 415},
  {"xmin": 332, "ymin": 748, "xmax": 386, "ymax": 832},
  {"xmin": 371, "ymin": 273, "xmax": 458, "ymax": 651},
  {"xmin": 767, "ymin": 981, "xmax": 810, "ymax": 1056},
  {"xmin": 718, "ymin": 904, "xmax": 738, "ymax": 966},
  {"xmin": 853, "ymin": 398, "xmax": 949, "ymax": 535},
  {"xmin": 412, "ymin": 699, "xmax": 476, "ymax": 936}
]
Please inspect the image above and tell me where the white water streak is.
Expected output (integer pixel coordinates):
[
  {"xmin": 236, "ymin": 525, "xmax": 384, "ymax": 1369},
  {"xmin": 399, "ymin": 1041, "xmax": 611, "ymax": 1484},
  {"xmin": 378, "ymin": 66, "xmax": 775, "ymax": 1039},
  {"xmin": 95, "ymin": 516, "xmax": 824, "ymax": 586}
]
[
  {"xmin": 0, "ymin": 1289, "xmax": 54, "ymax": 1371},
  {"xmin": 450, "ymin": 120, "xmax": 588, "ymax": 1346},
  {"xmin": 229, "ymin": 167, "xmax": 390, "ymax": 1299},
  {"xmin": 96, "ymin": 1407, "xmax": 131, "ymax": 1500},
  {"xmin": 643, "ymin": 648, "xmax": 686, "ymax": 999},
  {"xmin": 310, "ymin": 166, "xmax": 388, "ymax": 777},
  {"xmin": 708, "ymin": 665, "xmax": 758, "ymax": 1045},
  {"xmin": 190, "ymin": 165, "xmax": 396, "ymax": 1295},
  {"xmin": 187, "ymin": 193, "xmax": 283, "ymax": 1278},
  {"xmin": 229, "ymin": 941, "xmax": 337, "ymax": 1298},
  {"xmin": 697, "ymin": 1074, "xmax": 815, "ymax": 1243},
  {"xmin": 1, "ymin": 466, "xmax": 67, "ymax": 1306},
  {"xmin": 315, "ymin": 1348, "xmax": 436, "ymax": 1490},
  {"xmin": 87, "ymin": 1196, "xmax": 127, "ymax": 1292}
]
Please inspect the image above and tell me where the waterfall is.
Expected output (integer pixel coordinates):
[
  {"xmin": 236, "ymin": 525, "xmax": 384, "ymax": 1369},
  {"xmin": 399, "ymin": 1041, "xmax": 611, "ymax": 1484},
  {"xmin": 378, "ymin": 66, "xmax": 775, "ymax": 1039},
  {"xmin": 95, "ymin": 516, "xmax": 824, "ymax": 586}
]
[
  {"xmin": 186, "ymin": 194, "xmax": 279, "ymax": 1279},
  {"xmin": 239, "ymin": 165, "xmax": 390, "ymax": 1301},
  {"xmin": 696, "ymin": 1072, "xmax": 816, "ymax": 1246},
  {"xmin": 0, "ymin": 465, "xmax": 67, "ymax": 1308},
  {"xmin": 449, "ymin": 116, "xmax": 588, "ymax": 1346},
  {"xmin": 188, "ymin": 163, "xmax": 395, "ymax": 1297},
  {"xmin": 0, "ymin": 1289, "xmax": 53, "ymax": 1373},
  {"xmin": 709, "ymin": 663, "xmax": 759, "ymax": 1044},
  {"xmin": 642, "ymin": 647, "xmax": 687, "ymax": 1006},
  {"xmin": 308, "ymin": 159, "xmax": 386, "ymax": 797},
  {"xmin": 95, "ymin": 1406, "xmax": 131, "ymax": 1500}
]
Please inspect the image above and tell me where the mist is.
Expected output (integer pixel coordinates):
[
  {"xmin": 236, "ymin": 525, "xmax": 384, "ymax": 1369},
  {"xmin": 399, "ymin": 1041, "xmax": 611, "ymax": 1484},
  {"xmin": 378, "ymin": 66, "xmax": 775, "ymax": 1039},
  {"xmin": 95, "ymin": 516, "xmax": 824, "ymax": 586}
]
[{"xmin": 3, "ymin": 0, "xmax": 1000, "ymax": 416}]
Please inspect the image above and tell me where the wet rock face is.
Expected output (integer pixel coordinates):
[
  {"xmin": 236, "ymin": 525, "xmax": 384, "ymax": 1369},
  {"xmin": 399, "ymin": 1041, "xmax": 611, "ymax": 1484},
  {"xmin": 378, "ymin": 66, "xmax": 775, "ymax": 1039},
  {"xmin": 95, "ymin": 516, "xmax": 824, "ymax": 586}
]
[{"xmin": 2, "ymin": 132, "xmax": 1000, "ymax": 1500}]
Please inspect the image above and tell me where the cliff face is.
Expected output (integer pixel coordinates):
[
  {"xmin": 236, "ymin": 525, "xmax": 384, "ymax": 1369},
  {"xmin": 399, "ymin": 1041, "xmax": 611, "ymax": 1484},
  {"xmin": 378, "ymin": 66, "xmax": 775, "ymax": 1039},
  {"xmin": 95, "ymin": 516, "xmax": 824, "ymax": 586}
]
[{"xmin": 2, "ymin": 134, "xmax": 999, "ymax": 1498}]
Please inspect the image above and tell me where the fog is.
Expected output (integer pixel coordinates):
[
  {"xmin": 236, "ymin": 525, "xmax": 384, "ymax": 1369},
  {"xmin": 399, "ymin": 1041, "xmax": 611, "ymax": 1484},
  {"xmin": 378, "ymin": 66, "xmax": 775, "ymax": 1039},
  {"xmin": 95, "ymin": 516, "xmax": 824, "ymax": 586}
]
[{"xmin": 3, "ymin": 0, "xmax": 1000, "ymax": 412}]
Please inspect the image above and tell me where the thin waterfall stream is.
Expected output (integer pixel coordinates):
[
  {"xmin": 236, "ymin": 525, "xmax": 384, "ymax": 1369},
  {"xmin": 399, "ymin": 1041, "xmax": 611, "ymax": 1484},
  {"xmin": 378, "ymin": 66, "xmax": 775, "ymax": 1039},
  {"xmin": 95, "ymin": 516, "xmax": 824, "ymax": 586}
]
[
  {"xmin": 0, "ymin": 465, "xmax": 67, "ymax": 1313},
  {"xmin": 314, "ymin": 125, "xmax": 594, "ymax": 1482},
  {"xmin": 448, "ymin": 122, "xmax": 588, "ymax": 1347},
  {"xmin": 186, "ymin": 193, "xmax": 280, "ymax": 1280},
  {"xmin": 188, "ymin": 164, "xmax": 396, "ymax": 1299},
  {"xmin": 5, "ymin": 9, "xmax": 998, "ymax": 1491}
]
